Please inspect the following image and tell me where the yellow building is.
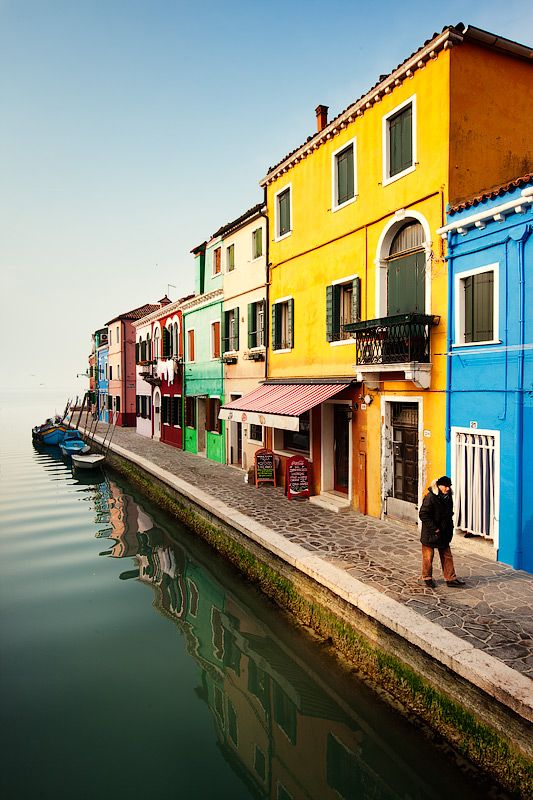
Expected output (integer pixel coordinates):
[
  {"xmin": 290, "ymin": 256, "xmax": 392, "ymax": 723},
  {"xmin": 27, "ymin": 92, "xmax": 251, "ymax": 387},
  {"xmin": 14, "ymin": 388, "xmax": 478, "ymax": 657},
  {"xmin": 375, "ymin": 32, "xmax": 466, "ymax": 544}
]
[{"xmin": 250, "ymin": 24, "xmax": 532, "ymax": 521}]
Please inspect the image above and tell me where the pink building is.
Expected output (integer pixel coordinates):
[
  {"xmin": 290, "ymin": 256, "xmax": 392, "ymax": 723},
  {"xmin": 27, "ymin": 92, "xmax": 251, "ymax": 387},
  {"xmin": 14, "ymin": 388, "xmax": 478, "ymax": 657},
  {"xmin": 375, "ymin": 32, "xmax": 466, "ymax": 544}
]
[{"xmin": 106, "ymin": 300, "xmax": 168, "ymax": 427}]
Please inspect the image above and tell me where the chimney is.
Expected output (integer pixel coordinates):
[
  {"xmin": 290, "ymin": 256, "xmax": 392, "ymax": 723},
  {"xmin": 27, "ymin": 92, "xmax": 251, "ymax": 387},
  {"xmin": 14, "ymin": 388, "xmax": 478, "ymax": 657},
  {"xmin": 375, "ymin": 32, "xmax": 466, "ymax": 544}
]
[{"xmin": 315, "ymin": 104, "xmax": 329, "ymax": 133}]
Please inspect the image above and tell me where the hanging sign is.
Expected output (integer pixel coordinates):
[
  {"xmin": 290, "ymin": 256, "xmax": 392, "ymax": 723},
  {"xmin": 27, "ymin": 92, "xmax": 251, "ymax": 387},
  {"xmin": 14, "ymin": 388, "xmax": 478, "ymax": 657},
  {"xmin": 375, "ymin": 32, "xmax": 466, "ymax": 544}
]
[
  {"xmin": 285, "ymin": 455, "xmax": 311, "ymax": 500},
  {"xmin": 254, "ymin": 448, "xmax": 276, "ymax": 487}
]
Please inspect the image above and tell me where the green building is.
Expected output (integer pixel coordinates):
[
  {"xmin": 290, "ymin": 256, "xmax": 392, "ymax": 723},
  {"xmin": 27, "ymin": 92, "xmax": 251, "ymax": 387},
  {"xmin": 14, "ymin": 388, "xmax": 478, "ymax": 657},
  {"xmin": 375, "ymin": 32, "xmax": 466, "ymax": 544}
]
[{"xmin": 181, "ymin": 233, "xmax": 225, "ymax": 462}]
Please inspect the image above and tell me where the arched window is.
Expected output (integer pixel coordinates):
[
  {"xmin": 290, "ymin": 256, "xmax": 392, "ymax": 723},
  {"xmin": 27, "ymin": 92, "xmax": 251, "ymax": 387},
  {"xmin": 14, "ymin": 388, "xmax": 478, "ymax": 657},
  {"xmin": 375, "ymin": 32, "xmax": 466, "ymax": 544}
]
[
  {"xmin": 154, "ymin": 329, "xmax": 160, "ymax": 360},
  {"xmin": 147, "ymin": 333, "xmax": 151, "ymax": 361},
  {"xmin": 173, "ymin": 322, "xmax": 179, "ymax": 356},
  {"xmin": 386, "ymin": 221, "xmax": 425, "ymax": 315}
]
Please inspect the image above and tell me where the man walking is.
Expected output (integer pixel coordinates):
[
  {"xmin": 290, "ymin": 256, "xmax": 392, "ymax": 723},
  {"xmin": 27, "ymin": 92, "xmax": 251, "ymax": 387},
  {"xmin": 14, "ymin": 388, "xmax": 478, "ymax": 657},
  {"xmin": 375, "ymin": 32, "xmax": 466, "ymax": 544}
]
[{"xmin": 419, "ymin": 476, "xmax": 465, "ymax": 588}]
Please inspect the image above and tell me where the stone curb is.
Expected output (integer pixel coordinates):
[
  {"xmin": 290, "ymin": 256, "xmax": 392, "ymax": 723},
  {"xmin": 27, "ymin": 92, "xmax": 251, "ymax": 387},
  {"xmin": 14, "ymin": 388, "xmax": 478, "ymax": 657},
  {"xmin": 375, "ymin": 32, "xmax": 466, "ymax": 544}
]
[{"xmin": 92, "ymin": 432, "xmax": 533, "ymax": 724}]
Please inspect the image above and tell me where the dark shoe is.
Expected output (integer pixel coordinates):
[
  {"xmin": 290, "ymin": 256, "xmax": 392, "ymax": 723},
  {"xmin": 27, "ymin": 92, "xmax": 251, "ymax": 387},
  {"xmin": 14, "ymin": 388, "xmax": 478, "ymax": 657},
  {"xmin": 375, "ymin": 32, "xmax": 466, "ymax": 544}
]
[
  {"xmin": 424, "ymin": 579, "xmax": 436, "ymax": 588},
  {"xmin": 446, "ymin": 579, "xmax": 466, "ymax": 587}
]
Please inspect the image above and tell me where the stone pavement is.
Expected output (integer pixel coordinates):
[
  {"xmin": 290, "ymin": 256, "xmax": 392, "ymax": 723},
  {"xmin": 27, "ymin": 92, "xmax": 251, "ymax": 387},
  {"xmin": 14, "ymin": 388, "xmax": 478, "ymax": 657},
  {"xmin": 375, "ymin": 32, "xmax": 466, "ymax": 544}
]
[{"xmin": 80, "ymin": 418, "xmax": 533, "ymax": 680}]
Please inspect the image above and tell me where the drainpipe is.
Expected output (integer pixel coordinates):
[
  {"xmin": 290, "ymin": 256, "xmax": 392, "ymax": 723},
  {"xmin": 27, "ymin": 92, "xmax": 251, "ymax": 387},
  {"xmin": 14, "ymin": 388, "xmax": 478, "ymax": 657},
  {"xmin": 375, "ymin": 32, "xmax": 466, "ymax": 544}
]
[
  {"xmin": 445, "ymin": 232, "xmax": 453, "ymax": 452},
  {"xmin": 513, "ymin": 232, "xmax": 527, "ymax": 568},
  {"xmin": 260, "ymin": 186, "xmax": 270, "ymax": 383}
]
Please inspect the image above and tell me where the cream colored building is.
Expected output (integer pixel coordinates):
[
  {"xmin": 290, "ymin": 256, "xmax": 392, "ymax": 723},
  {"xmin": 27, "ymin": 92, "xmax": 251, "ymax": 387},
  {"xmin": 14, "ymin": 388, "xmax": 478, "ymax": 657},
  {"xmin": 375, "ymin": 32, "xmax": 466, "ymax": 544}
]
[{"xmin": 218, "ymin": 203, "xmax": 267, "ymax": 471}]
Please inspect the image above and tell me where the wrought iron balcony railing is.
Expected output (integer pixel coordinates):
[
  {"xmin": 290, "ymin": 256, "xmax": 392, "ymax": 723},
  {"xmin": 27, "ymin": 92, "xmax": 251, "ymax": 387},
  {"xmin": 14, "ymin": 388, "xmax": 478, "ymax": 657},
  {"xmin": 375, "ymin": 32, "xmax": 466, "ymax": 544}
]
[{"xmin": 343, "ymin": 313, "xmax": 440, "ymax": 366}]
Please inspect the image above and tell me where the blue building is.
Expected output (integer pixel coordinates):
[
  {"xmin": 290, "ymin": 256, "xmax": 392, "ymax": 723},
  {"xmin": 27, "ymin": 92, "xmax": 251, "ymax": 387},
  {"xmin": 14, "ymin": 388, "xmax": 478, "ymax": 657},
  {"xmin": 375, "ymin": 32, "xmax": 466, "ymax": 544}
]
[
  {"xmin": 96, "ymin": 329, "xmax": 109, "ymax": 423},
  {"xmin": 439, "ymin": 175, "xmax": 533, "ymax": 572}
]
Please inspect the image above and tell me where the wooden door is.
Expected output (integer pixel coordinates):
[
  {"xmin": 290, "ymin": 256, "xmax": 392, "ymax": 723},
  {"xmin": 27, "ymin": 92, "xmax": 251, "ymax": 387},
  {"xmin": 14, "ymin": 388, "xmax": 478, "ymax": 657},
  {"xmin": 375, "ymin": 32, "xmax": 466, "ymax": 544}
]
[{"xmin": 333, "ymin": 405, "xmax": 349, "ymax": 494}]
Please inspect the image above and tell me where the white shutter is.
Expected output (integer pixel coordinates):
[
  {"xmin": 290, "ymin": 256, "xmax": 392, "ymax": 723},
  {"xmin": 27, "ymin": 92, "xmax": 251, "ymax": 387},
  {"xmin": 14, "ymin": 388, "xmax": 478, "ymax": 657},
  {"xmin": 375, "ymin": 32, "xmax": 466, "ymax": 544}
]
[{"xmin": 454, "ymin": 432, "xmax": 496, "ymax": 538}]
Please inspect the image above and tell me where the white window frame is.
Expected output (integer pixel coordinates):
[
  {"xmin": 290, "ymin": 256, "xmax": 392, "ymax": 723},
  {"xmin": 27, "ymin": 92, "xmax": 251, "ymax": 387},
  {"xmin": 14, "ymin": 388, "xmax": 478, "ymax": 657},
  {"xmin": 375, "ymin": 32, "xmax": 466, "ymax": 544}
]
[
  {"xmin": 274, "ymin": 183, "xmax": 292, "ymax": 242},
  {"xmin": 331, "ymin": 137, "xmax": 357, "ymax": 212},
  {"xmin": 251, "ymin": 226, "xmax": 263, "ymax": 260},
  {"xmin": 382, "ymin": 95, "xmax": 417, "ymax": 186},
  {"xmin": 187, "ymin": 328, "xmax": 196, "ymax": 363},
  {"xmin": 272, "ymin": 295, "xmax": 293, "ymax": 353},
  {"xmin": 210, "ymin": 319, "xmax": 221, "ymax": 360},
  {"xmin": 247, "ymin": 423, "xmax": 264, "ymax": 444},
  {"xmin": 453, "ymin": 263, "xmax": 500, "ymax": 347}
]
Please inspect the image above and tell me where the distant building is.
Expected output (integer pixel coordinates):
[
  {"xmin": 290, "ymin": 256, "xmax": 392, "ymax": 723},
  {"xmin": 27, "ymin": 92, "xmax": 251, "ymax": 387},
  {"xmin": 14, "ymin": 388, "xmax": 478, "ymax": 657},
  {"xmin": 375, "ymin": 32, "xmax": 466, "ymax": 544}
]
[
  {"xmin": 106, "ymin": 301, "xmax": 166, "ymax": 427},
  {"xmin": 95, "ymin": 328, "xmax": 109, "ymax": 422},
  {"xmin": 439, "ymin": 174, "xmax": 533, "ymax": 572}
]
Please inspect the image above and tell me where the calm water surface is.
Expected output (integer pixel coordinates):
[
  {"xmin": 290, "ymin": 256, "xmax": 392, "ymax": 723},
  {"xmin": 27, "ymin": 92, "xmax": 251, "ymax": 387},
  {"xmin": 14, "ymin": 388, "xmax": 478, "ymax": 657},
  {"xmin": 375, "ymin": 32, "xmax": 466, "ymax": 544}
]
[{"xmin": 0, "ymin": 391, "xmax": 507, "ymax": 799}]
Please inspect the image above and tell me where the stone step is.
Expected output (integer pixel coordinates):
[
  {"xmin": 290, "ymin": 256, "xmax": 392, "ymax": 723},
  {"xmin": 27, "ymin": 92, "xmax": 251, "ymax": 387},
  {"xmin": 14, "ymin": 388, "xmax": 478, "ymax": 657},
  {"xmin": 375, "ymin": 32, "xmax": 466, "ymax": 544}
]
[{"xmin": 309, "ymin": 491, "xmax": 351, "ymax": 513}]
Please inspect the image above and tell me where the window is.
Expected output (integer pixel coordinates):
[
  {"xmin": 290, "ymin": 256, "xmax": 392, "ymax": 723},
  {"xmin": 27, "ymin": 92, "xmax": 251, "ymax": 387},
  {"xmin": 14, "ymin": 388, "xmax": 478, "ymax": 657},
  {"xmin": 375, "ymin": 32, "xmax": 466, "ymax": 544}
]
[
  {"xmin": 109, "ymin": 365, "xmax": 113, "ymax": 380},
  {"xmin": 326, "ymin": 278, "xmax": 361, "ymax": 341},
  {"xmin": 147, "ymin": 396, "xmax": 151, "ymax": 420},
  {"xmin": 332, "ymin": 139, "xmax": 356, "ymax": 209},
  {"xmin": 115, "ymin": 395, "xmax": 121, "ymax": 413},
  {"xmin": 272, "ymin": 299, "xmax": 294, "ymax": 351},
  {"xmin": 116, "ymin": 326, "xmax": 120, "ymax": 344},
  {"xmin": 172, "ymin": 396, "xmax": 182, "ymax": 427},
  {"xmin": 213, "ymin": 246, "xmax": 221, "ymax": 275},
  {"xmin": 248, "ymin": 301, "xmax": 265, "ymax": 348},
  {"xmin": 185, "ymin": 396, "xmax": 196, "ymax": 427},
  {"xmin": 275, "ymin": 185, "xmax": 292, "ymax": 240},
  {"xmin": 228, "ymin": 701, "xmax": 238, "ymax": 746},
  {"xmin": 207, "ymin": 398, "xmax": 222, "ymax": 434},
  {"xmin": 153, "ymin": 329, "xmax": 160, "ymax": 359},
  {"xmin": 172, "ymin": 322, "xmax": 179, "ymax": 356},
  {"xmin": 383, "ymin": 96, "xmax": 416, "ymax": 184},
  {"xmin": 146, "ymin": 333, "xmax": 151, "ymax": 360},
  {"xmin": 187, "ymin": 329, "xmax": 195, "ymax": 362},
  {"xmin": 282, "ymin": 411, "xmax": 309, "ymax": 454},
  {"xmin": 273, "ymin": 682, "xmax": 297, "ymax": 744},
  {"xmin": 252, "ymin": 227, "xmax": 263, "ymax": 259},
  {"xmin": 455, "ymin": 265, "xmax": 497, "ymax": 345},
  {"xmin": 249, "ymin": 424, "xmax": 263, "ymax": 443},
  {"xmin": 254, "ymin": 746, "xmax": 266, "ymax": 780},
  {"xmin": 226, "ymin": 243, "xmax": 235, "ymax": 272},
  {"xmin": 107, "ymin": 395, "xmax": 112, "ymax": 410},
  {"xmin": 117, "ymin": 364, "xmax": 120, "ymax": 380},
  {"xmin": 162, "ymin": 395, "xmax": 170, "ymax": 425},
  {"xmin": 223, "ymin": 309, "xmax": 239, "ymax": 352},
  {"xmin": 211, "ymin": 321, "xmax": 221, "ymax": 359},
  {"xmin": 386, "ymin": 221, "xmax": 425, "ymax": 315}
]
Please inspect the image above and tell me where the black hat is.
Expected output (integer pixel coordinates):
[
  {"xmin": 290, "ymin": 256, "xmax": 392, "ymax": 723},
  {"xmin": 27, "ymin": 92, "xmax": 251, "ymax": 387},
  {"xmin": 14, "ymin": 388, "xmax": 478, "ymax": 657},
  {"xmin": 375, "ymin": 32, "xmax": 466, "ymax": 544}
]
[{"xmin": 437, "ymin": 475, "xmax": 452, "ymax": 487}]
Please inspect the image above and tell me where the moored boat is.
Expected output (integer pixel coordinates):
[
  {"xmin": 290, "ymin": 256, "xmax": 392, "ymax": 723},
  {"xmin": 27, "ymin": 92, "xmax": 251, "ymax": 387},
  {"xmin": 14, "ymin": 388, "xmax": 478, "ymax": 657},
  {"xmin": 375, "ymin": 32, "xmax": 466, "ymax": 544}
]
[
  {"xmin": 32, "ymin": 417, "xmax": 69, "ymax": 445},
  {"xmin": 59, "ymin": 431, "xmax": 91, "ymax": 457},
  {"xmin": 71, "ymin": 453, "xmax": 105, "ymax": 470}
]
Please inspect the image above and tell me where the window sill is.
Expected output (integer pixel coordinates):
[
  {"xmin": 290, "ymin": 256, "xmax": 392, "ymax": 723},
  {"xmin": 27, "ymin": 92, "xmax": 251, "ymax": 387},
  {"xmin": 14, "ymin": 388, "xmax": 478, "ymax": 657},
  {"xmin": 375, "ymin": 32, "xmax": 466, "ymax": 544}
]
[
  {"xmin": 250, "ymin": 255, "xmax": 263, "ymax": 262},
  {"xmin": 274, "ymin": 230, "xmax": 292, "ymax": 243},
  {"xmin": 332, "ymin": 196, "xmax": 357, "ymax": 213},
  {"xmin": 452, "ymin": 339, "xmax": 501, "ymax": 348},
  {"xmin": 272, "ymin": 348, "xmax": 292, "ymax": 354},
  {"xmin": 248, "ymin": 439, "xmax": 263, "ymax": 445},
  {"xmin": 330, "ymin": 338, "xmax": 356, "ymax": 347},
  {"xmin": 382, "ymin": 164, "xmax": 416, "ymax": 186}
]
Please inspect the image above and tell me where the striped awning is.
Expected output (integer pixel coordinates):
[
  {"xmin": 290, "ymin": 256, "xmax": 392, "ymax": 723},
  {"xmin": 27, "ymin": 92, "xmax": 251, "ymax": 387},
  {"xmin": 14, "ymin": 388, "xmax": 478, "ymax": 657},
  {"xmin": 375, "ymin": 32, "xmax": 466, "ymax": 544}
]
[{"xmin": 219, "ymin": 382, "xmax": 351, "ymax": 431}]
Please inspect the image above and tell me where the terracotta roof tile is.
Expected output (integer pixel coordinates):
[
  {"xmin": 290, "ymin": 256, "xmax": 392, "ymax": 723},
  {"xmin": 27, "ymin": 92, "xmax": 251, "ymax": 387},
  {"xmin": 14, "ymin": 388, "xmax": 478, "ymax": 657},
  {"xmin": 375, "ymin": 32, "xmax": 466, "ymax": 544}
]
[
  {"xmin": 106, "ymin": 303, "xmax": 163, "ymax": 325},
  {"xmin": 449, "ymin": 173, "xmax": 533, "ymax": 214}
]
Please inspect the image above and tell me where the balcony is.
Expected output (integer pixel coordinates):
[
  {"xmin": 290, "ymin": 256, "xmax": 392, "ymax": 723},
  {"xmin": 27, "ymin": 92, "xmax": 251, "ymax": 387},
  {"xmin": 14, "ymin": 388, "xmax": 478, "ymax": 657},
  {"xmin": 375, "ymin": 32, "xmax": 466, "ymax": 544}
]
[
  {"xmin": 139, "ymin": 362, "xmax": 161, "ymax": 386},
  {"xmin": 344, "ymin": 313, "xmax": 440, "ymax": 389}
]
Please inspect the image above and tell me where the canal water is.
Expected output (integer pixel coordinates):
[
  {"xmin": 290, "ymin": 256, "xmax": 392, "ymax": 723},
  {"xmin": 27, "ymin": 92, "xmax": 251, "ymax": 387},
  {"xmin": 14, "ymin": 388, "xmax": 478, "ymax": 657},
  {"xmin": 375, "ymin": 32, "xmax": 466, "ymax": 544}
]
[{"xmin": 0, "ymin": 391, "xmax": 507, "ymax": 800}]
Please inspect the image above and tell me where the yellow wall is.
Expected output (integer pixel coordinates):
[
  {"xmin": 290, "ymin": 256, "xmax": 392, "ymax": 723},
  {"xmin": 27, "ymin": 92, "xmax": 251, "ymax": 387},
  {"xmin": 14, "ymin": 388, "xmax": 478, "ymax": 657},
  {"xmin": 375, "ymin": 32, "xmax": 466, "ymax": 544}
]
[
  {"xmin": 449, "ymin": 42, "xmax": 533, "ymax": 206},
  {"xmin": 266, "ymin": 52, "xmax": 451, "ymax": 515}
]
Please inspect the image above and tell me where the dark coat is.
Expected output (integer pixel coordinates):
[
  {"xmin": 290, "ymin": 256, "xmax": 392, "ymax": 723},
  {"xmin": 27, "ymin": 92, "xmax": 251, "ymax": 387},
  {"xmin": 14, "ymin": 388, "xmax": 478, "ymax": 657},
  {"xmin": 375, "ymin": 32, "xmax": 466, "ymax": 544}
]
[{"xmin": 419, "ymin": 482, "xmax": 454, "ymax": 548}]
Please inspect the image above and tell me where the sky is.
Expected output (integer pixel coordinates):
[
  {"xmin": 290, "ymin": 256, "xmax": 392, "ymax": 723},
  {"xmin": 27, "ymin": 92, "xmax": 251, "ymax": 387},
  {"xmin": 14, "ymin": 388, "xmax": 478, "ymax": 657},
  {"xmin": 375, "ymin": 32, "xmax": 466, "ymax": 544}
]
[{"xmin": 1, "ymin": 0, "xmax": 532, "ymax": 396}]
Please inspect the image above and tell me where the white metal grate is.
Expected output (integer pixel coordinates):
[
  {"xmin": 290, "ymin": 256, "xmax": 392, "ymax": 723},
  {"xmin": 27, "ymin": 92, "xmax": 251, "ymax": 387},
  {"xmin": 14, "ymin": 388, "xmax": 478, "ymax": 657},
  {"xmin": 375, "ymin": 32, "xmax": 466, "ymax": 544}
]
[{"xmin": 454, "ymin": 432, "xmax": 496, "ymax": 538}]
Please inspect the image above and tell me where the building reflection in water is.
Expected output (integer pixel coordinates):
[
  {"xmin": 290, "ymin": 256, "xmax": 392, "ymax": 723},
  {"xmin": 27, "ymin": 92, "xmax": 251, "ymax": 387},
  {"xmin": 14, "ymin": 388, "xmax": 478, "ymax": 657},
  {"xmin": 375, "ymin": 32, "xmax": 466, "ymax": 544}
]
[{"xmin": 89, "ymin": 483, "xmax": 448, "ymax": 800}]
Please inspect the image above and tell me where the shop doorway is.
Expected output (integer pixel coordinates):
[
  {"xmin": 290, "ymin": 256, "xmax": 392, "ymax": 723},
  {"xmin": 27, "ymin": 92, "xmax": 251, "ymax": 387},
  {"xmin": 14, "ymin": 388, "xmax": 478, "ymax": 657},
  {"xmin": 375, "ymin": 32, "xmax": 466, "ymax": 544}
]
[
  {"xmin": 382, "ymin": 398, "xmax": 421, "ymax": 523},
  {"xmin": 153, "ymin": 390, "xmax": 161, "ymax": 441},
  {"xmin": 229, "ymin": 394, "xmax": 242, "ymax": 467},
  {"xmin": 197, "ymin": 397, "xmax": 206, "ymax": 454},
  {"xmin": 333, "ymin": 405, "xmax": 350, "ymax": 493}
]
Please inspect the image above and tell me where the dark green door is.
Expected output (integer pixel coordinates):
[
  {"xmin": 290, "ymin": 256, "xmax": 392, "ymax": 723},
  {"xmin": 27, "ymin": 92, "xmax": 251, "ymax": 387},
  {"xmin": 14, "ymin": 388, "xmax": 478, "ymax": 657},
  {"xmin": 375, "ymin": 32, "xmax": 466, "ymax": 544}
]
[{"xmin": 387, "ymin": 251, "xmax": 425, "ymax": 315}]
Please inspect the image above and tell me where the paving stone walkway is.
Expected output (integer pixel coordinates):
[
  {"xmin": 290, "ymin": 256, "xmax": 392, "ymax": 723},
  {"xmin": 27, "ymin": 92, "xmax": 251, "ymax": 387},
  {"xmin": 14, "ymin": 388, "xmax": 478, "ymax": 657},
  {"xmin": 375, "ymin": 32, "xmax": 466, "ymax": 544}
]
[{"xmin": 81, "ymin": 418, "xmax": 533, "ymax": 679}]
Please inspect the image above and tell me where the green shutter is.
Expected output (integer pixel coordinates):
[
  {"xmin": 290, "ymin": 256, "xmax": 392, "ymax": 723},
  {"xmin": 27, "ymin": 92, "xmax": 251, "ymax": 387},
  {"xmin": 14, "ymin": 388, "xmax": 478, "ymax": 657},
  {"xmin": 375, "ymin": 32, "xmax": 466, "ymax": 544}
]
[
  {"xmin": 336, "ymin": 145, "xmax": 354, "ymax": 205},
  {"xmin": 472, "ymin": 272, "xmax": 493, "ymax": 342},
  {"xmin": 222, "ymin": 311, "xmax": 228, "ymax": 353},
  {"xmin": 248, "ymin": 302, "xmax": 255, "ymax": 348},
  {"xmin": 389, "ymin": 105, "xmax": 412, "ymax": 177},
  {"xmin": 352, "ymin": 277, "xmax": 361, "ymax": 323},
  {"xmin": 135, "ymin": 342, "xmax": 140, "ymax": 362},
  {"xmin": 288, "ymin": 299, "xmax": 294, "ymax": 349},
  {"xmin": 234, "ymin": 307, "xmax": 239, "ymax": 350},
  {"xmin": 326, "ymin": 285, "xmax": 334, "ymax": 342},
  {"xmin": 272, "ymin": 304, "xmax": 279, "ymax": 350},
  {"xmin": 279, "ymin": 189, "xmax": 290, "ymax": 236}
]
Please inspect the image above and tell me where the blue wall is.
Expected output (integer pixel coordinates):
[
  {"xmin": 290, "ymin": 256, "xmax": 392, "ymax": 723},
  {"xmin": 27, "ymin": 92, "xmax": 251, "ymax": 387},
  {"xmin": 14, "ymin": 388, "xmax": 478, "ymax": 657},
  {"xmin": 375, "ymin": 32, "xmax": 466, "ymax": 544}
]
[
  {"xmin": 446, "ymin": 182, "xmax": 533, "ymax": 572},
  {"xmin": 97, "ymin": 347, "xmax": 109, "ymax": 423}
]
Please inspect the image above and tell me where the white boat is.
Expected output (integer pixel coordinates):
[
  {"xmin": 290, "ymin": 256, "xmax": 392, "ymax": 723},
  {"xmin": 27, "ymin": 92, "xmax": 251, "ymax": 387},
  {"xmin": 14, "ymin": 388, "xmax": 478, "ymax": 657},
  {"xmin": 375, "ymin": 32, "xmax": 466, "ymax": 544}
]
[{"xmin": 71, "ymin": 453, "xmax": 105, "ymax": 470}]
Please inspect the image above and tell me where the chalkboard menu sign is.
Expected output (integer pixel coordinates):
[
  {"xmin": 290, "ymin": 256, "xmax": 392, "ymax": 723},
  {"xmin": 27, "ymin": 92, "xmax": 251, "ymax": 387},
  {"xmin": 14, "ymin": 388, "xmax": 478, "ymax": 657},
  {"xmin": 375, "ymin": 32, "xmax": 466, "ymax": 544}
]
[
  {"xmin": 254, "ymin": 448, "xmax": 276, "ymax": 487},
  {"xmin": 286, "ymin": 455, "xmax": 310, "ymax": 500}
]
